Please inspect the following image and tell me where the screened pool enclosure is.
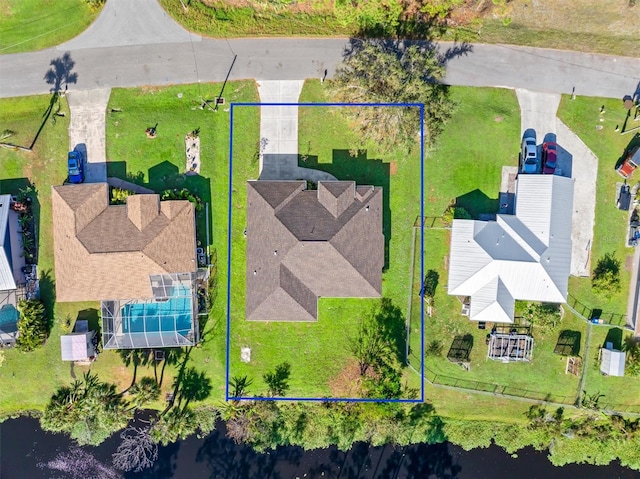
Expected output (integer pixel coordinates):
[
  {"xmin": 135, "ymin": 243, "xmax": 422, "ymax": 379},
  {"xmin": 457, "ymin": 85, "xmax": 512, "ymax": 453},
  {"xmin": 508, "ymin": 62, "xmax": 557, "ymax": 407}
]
[{"xmin": 101, "ymin": 273, "xmax": 200, "ymax": 349}]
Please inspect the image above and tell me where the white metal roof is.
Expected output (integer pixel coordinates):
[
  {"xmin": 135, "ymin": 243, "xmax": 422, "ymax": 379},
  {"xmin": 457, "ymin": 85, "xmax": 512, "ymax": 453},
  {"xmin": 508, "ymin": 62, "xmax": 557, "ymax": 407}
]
[
  {"xmin": 448, "ymin": 175, "xmax": 574, "ymax": 322},
  {"xmin": 0, "ymin": 196, "xmax": 16, "ymax": 292},
  {"xmin": 600, "ymin": 348, "xmax": 625, "ymax": 377},
  {"xmin": 61, "ymin": 331, "xmax": 96, "ymax": 361}
]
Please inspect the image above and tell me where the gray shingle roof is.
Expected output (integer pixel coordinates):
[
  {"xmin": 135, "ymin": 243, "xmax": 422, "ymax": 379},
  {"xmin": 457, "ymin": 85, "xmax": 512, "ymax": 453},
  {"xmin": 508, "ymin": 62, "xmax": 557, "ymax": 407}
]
[{"xmin": 246, "ymin": 180, "xmax": 383, "ymax": 321}]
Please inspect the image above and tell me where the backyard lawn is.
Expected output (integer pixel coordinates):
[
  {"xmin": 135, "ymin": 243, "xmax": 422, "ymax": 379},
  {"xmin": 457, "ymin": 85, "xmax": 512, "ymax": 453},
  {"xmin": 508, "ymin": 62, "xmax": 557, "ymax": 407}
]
[
  {"xmin": 0, "ymin": 0, "xmax": 102, "ymax": 54},
  {"xmin": 558, "ymin": 96, "xmax": 640, "ymax": 322},
  {"xmin": 582, "ymin": 324, "xmax": 640, "ymax": 413},
  {"xmin": 227, "ymin": 80, "xmax": 422, "ymax": 398}
]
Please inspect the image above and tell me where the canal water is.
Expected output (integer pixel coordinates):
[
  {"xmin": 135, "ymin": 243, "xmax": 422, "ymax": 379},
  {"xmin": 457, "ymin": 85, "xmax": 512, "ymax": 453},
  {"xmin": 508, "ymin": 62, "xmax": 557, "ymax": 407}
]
[{"xmin": 1, "ymin": 416, "xmax": 637, "ymax": 478}]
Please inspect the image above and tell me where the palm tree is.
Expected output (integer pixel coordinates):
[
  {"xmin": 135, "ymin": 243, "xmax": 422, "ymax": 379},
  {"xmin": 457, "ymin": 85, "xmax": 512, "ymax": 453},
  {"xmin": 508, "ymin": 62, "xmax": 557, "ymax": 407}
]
[
  {"xmin": 150, "ymin": 407, "xmax": 197, "ymax": 446},
  {"xmin": 129, "ymin": 377, "xmax": 161, "ymax": 410}
]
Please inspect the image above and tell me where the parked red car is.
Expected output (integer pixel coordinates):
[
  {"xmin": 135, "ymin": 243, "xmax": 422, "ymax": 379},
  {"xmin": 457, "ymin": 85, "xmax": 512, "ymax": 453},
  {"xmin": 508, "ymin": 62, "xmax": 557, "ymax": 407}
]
[{"xmin": 542, "ymin": 142, "xmax": 558, "ymax": 175}]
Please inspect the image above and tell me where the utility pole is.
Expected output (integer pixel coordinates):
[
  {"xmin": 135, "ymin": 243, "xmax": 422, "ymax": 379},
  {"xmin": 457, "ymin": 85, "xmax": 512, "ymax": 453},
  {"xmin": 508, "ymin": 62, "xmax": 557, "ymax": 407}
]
[{"xmin": 214, "ymin": 54, "xmax": 237, "ymax": 112}]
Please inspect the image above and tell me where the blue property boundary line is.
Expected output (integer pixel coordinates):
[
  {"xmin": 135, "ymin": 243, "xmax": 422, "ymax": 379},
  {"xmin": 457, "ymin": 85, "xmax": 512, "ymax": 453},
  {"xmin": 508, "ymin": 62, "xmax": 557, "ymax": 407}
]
[{"xmin": 226, "ymin": 101, "xmax": 425, "ymax": 403}]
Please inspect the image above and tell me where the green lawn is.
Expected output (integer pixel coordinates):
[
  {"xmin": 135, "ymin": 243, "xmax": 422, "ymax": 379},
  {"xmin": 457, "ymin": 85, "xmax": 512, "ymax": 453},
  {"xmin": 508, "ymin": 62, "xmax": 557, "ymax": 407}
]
[
  {"xmin": 558, "ymin": 96, "xmax": 640, "ymax": 322},
  {"xmin": 425, "ymin": 87, "xmax": 521, "ymax": 218},
  {"xmin": 0, "ymin": 0, "xmax": 102, "ymax": 54},
  {"xmin": 582, "ymin": 325, "xmax": 640, "ymax": 413},
  {"xmin": 227, "ymin": 80, "xmax": 421, "ymax": 398}
]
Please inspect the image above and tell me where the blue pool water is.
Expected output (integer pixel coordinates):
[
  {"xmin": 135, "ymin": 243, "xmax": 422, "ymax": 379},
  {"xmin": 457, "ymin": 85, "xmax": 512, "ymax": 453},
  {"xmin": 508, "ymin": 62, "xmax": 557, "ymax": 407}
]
[
  {"xmin": 0, "ymin": 305, "xmax": 18, "ymax": 327},
  {"xmin": 121, "ymin": 284, "xmax": 192, "ymax": 335}
]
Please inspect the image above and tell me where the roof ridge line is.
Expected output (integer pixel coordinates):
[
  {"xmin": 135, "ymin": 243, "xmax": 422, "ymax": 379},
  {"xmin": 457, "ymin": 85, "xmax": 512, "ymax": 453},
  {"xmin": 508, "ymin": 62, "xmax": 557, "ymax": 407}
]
[{"xmin": 273, "ymin": 182, "xmax": 306, "ymax": 214}]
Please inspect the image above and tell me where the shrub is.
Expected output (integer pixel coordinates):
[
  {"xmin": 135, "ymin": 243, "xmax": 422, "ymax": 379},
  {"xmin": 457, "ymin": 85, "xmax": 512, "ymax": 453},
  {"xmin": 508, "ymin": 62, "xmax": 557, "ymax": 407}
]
[
  {"xmin": 161, "ymin": 188, "xmax": 203, "ymax": 211},
  {"xmin": 442, "ymin": 205, "xmax": 471, "ymax": 224},
  {"xmin": 16, "ymin": 299, "xmax": 48, "ymax": 352},
  {"xmin": 111, "ymin": 187, "xmax": 134, "ymax": 205},
  {"xmin": 425, "ymin": 339, "xmax": 444, "ymax": 357},
  {"xmin": 592, "ymin": 252, "xmax": 621, "ymax": 296}
]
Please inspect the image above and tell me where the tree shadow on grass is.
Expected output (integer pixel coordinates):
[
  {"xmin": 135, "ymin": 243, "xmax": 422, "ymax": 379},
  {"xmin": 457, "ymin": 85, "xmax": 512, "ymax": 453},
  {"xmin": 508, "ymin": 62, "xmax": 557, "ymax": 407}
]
[
  {"xmin": 603, "ymin": 327, "xmax": 624, "ymax": 351},
  {"xmin": 375, "ymin": 297, "xmax": 406, "ymax": 366},
  {"xmin": 28, "ymin": 52, "xmax": 78, "ymax": 150},
  {"xmin": 301, "ymin": 149, "xmax": 391, "ymax": 269}
]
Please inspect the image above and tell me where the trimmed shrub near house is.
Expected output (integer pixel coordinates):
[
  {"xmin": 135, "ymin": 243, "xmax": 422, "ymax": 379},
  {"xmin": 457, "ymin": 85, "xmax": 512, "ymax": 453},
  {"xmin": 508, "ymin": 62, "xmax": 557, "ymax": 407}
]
[{"xmin": 16, "ymin": 299, "xmax": 48, "ymax": 352}]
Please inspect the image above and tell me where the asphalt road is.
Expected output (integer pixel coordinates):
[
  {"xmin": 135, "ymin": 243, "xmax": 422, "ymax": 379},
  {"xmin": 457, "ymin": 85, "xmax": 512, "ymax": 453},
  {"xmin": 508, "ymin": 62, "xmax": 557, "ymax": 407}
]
[
  {"xmin": 2, "ymin": 38, "xmax": 640, "ymax": 100},
  {"xmin": 0, "ymin": 0, "xmax": 639, "ymax": 99}
]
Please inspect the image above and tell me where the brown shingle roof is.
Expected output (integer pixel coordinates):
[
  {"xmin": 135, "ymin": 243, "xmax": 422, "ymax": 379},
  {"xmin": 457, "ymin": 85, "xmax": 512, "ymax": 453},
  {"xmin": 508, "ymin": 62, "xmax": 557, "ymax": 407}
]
[
  {"xmin": 52, "ymin": 183, "xmax": 196, "ymax": 302},
  {"xmin": 246, "ymin": 180, "xmax": 383, "ymax": 321}
]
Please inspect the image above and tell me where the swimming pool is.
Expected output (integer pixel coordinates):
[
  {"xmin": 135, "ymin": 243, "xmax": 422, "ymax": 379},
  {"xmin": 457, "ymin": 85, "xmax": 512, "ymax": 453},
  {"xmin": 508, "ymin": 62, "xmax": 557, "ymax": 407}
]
[{"xmin": 121, "ymin": 284, "xmax": 193, "ymax": 336}]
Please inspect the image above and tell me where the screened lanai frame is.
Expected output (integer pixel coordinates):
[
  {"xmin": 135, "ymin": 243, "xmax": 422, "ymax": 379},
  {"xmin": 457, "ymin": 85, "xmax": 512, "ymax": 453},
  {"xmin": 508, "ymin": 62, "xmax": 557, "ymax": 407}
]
[
  {"xmin": 101, "ymin": 272, "xmax": 200, "ymax": 350},
  {"xmin": 487, "ymin": 333, "xmax": 534, "ymax": 362}
]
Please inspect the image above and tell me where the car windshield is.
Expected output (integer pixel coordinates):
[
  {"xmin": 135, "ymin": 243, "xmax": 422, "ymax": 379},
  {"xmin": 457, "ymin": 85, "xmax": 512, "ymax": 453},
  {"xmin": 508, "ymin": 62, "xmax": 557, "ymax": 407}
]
[
  {"xmin": 525, "ymin": 158, "xmax": 536, "ymax": 164},
  {"xmin": 68, "ymin": 160, "xmax": 79, "ymax": 174}
]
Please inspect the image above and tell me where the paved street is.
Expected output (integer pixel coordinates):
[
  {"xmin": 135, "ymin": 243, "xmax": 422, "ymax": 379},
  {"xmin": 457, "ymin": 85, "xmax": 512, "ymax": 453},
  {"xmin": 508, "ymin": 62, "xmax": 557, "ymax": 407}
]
[{"xmin": 1, "ymin": 14, "xmax": 638, "ymax": 99}]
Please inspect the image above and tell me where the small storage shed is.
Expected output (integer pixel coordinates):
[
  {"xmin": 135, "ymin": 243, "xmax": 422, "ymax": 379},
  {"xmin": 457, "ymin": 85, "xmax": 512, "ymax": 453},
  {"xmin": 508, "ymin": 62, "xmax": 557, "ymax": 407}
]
[
  {"xmin": 600, "ymin": 346, "xmax": 626, "ymax": 377},
  {"xmin": 61, "ymin": 331, "xmax": 96, "ymax": 362}
]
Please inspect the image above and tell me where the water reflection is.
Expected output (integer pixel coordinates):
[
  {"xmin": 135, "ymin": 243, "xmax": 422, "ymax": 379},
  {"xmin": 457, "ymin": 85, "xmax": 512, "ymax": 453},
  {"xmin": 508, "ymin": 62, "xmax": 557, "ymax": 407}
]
[{"xmin": 2, "ymin": 417, "xmax": 638, "ymax": 479}]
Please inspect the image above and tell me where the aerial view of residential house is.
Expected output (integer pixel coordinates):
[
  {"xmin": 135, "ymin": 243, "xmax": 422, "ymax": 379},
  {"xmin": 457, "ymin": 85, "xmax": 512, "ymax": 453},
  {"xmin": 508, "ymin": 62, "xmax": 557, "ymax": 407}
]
[
  {"xmin": 448, "ymin": 174, "xmax": 575, "ymax": 324},
  {"xmin": 0, "ymin": 194, "xmax": 34, "ymax": 346},
  {"xmin": 246, "ymin": 180, "xmax": 383, "ymax": 321},
  {"xmin": 52, "ymin": 183, "xmax": 202, "ymax": 349}
]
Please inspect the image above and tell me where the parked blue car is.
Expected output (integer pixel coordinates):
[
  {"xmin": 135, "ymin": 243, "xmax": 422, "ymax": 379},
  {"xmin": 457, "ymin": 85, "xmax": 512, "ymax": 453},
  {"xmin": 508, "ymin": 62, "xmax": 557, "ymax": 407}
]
[{"xmin": 67, "ymin": 151, "xmax": 84, "ymax": 184}]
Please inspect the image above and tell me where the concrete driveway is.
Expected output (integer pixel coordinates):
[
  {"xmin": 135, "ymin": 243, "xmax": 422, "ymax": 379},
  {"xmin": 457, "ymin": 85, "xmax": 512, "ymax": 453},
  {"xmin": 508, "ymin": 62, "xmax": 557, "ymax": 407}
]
[
  {"xmin": 516, "ymin": 89, "xmax": 597, "ymax": 277},
  {"xmin": 66, "ymin": 89, "xmax": 111, "ymax": 183},
  {"xmin": 257, "ymin": 80, "xmax": 336, "ymax": 182}
]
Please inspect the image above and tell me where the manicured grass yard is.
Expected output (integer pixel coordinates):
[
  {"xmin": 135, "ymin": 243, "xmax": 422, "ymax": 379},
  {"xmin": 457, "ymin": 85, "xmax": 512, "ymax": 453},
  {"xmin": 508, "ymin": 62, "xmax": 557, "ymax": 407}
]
[
  {"xmin": 0, "ymin": 0, "xmax": 102, "ymax": 54},
  {"xmin": 227, "ymin": 80, "xmax": 421, "ymax": 398},
  {"xmin": 558, "ymin": 95, "xmax": 639, "ymax": 321}
]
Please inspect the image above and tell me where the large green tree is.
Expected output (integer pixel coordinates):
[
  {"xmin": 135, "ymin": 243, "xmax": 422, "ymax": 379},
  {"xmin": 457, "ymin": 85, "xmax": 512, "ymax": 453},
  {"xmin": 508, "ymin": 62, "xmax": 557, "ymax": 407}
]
[
  {"xmin": 330, "ymin": 40, "xmax": 453, "ymax": 153},
  {"xmin": 41, "ymin": 373, "xmax": 131, "ymax": 446}
]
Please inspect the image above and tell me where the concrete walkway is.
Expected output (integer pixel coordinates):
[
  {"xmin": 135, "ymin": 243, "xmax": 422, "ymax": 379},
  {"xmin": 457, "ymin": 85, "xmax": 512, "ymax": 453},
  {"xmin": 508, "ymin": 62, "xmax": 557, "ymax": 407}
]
[
  {"xmin": 257, "ymin": 80, "xmax": 337, "ymax": 182},
  {"xmin": 59, "ymin": 0, "xmax": 200, "ymax": 51},
  {"xmin": 66, "ymin": 88, "xmax": 111, "ymax": 183},
  {"xmin": 516, "ymin": 89, "xmax": 597, "ymax": 277}
]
